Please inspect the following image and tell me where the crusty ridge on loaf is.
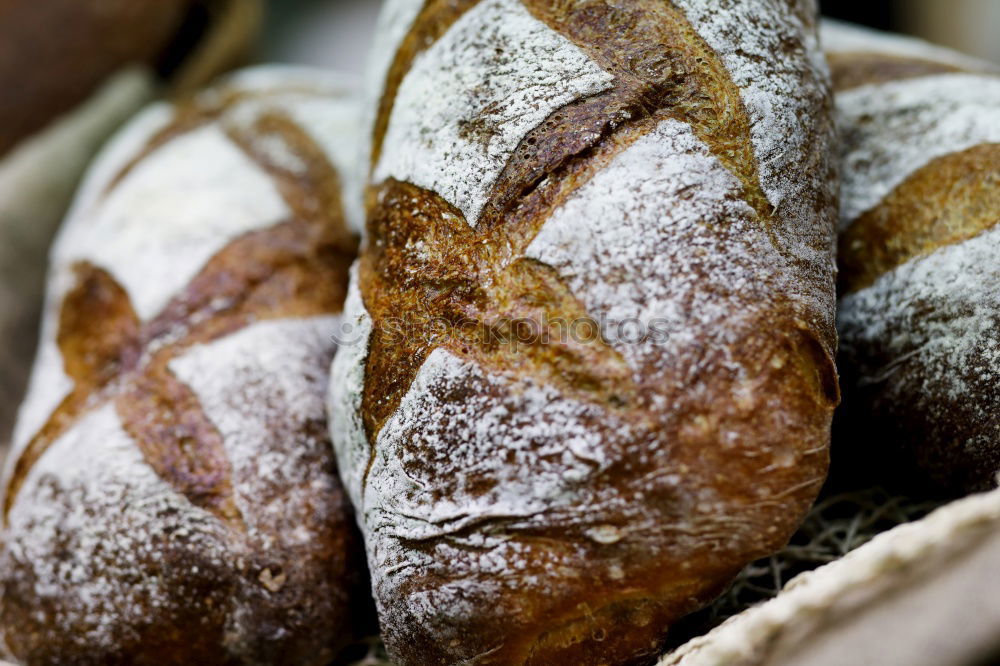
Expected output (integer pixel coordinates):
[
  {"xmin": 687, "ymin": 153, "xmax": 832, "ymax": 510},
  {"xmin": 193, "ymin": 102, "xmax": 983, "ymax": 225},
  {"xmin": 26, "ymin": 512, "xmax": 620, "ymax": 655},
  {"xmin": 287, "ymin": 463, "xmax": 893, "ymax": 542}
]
[{"xmin": 333, "ymin": 1, "xmax": 838, "ymax": 664}]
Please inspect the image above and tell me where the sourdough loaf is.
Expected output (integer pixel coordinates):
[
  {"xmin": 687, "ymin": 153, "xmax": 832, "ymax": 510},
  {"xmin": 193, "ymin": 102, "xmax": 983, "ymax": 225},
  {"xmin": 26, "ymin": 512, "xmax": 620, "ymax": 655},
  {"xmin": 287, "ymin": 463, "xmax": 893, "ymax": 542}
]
[
  {"xmin": 332, "ymin": 1, "xmax": 839, "ymax": 664},
  {"xmin": 828, "ymin": 20, "xmax": 1000, "ymax": 494},
  {"xmin": 0, "ymin": 67, "xmax": 366, "ymax": 664},
  {"xmin": 0, "ymin": 0, "xmax": 262, "ymax": 467}
]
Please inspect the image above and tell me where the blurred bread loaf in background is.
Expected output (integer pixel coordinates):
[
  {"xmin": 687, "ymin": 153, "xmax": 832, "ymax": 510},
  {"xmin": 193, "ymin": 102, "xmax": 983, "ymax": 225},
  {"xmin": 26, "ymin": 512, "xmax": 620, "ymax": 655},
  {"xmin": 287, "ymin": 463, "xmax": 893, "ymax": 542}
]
[
  {"xmin": 827, "ymin": 20, "xmax": 1000, "ymax": 495},
  {"xmin": 0, "ymin": 65, "xmax": 367, "ymax": 664},
  {"xmin": 0, "ymin": 0, "xmax": 262, "ymax": 459}
]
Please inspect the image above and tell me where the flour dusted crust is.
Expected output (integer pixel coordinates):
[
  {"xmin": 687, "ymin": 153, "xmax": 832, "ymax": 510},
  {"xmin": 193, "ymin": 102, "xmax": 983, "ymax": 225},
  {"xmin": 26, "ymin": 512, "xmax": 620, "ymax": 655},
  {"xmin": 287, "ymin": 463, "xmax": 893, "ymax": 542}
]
[
  {"xmin": 835, "ymin": 75, "xmax": 1000, "ymax": 226},
  {"xmin": 336, "ymin": 1, "xmax": 838, "ymax": 664},
  {"xmin": 221, "ymin": 67, "xmax": 367, "ymax": 234},
  {"xmin": 372, "ymin": 0, "xmax": 615, "ymax": 225},
  {"xmin": 73, "ymin": 125, "xmax": 290, "ymax": 320},
  {"xmin": 672, "ymin": 0, "xmax": 831, "ymax": 245},
  {"xmin": 327, "ymin": 266, "xmax": 373, "ymax": 511},
  {"xmin": 0, "ymin": 67, "xmax": 365, "ymax": 664},
  {"xmin": 358, "ymin": 0, "xmax": 425, "ymax": 195},
  {"xmin": 829, "ymin": 21, "xmax": 1000, "ymax": 493},
  {"xmin": 7, "ymin": 102, "xmax": 176, "ymax": 457},
  {"xmin": 525, "ymin": 118, "xmax": 783, "ymax": 385},
  {"xmin": 839, "ymin": 229, "xmax": 1000, "ymax": 491}
]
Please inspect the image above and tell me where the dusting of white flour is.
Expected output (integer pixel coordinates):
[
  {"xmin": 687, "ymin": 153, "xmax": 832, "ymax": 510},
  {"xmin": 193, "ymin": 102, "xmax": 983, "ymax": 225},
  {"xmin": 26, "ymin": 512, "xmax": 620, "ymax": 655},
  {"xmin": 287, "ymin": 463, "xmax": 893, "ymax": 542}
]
[
  {"xmin": 1, "ymin": 69, "xmax": 359, "ymax": 658},
  {"xmin": 373, "ymin": 0, "xmax": 614, "ymax": 226},
  {"xmin": 327, "ymin": 266, "xmax": 374, "ymax": 514},
  {"xmin": 839, "ymin": 228, "xmax": 1000, "ymax": 432},
  {"xmin": 836, "ymin": 74, "xmax": 1000, "ymax": 227},
  {"xmin": 526, "ymin": 118, "xmax": 781, "ymax": 385},
  {"xmin": 674, "ymin": 0, "xmax": 829, "ymax": 231},
  {"xmin": 3, "ymin": 403, "xmax": 230, "ymax": 651}
]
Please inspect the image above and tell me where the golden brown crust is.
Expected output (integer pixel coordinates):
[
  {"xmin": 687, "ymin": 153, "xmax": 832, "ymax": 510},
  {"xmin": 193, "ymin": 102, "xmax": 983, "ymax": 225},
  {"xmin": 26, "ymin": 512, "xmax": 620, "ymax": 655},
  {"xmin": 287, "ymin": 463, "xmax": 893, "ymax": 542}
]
[
  {"xmin": 369, "ymin": 305, "xmax": 835, "ymax": 666},
  {"xmin": 838, "ymin": 143, "xmax": 1000, "ymax": 295},
  {"xmin": 349, "ymin": 1, "xmax": 838, "ymax": 664},
  {"xmin": 359, "ymin": 177, "xmax": 636, "ymax": 445},
  {"xmin": 0, "ymin": 0, "xmax": 194, "ymax": 157},
  {"xmin": 1, "ymin": 83, "xmax": 364, "ymax": 663}
]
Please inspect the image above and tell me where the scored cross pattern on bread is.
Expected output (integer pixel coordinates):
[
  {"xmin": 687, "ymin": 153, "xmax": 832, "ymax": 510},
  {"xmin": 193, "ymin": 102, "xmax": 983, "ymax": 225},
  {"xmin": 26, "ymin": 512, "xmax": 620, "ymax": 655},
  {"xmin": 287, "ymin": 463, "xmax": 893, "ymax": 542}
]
[
  {"xmin": 332, "ymin": 1, "xmax": 840, "ymax": 664},
  {"xmin": 360, "ymin": 0, "xmax": 827, "ymax": 477},
  {"xmin": 0, "ymin": 69, "xmax": 367, "ymax": 665},
  {"xmin": 4, "ymin": 97, "xmax": 356, "ymax": 526},
  {"xmin": 358, "ymin": 0, "xmax": 802, "ymax": 454}
]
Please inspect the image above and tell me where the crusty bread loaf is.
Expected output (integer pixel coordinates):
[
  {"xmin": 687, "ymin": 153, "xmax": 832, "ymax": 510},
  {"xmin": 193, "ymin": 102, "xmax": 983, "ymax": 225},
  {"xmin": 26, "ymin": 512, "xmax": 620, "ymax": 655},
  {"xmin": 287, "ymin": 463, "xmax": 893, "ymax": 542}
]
[
  {"xmin": 826, "ymin": 20, "xmax": 1000, "ymax": 494},
  {"xmin": 0, "ymin": 67, "xmax": 366, "ymax": 664},
  {"xmin": 0, "ymin": 0, "xmax": 262, "ymax": 472},
  {"xmin": 331, "ymin": 1, "xmax": 839, "ymax": 664}
]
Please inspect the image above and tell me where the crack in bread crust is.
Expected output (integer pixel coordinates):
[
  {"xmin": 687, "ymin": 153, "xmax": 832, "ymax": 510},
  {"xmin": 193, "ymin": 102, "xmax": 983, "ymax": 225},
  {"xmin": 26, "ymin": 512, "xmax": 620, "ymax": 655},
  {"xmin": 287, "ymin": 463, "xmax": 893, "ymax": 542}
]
[
  {"xmin": 3, "ymin": 104, "xmax": 357, "ymax": 524},
  {"xmin": 493, "ymin": 0, "xmax": 774, "ymax": 234},
  {"xmin": 372, "ymin": 0, "xmax": 776, "ymax": 236},
  {"xmin": 839, "ymin": 143, "xmax": 1000, "ymax": 294}
]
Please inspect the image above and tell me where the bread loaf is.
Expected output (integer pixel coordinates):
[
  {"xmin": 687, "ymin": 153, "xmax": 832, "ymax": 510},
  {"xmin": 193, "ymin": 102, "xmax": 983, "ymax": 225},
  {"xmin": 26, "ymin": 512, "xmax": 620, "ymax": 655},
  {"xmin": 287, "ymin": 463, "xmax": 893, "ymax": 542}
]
[
  {"xmin": 331, "ymin": 1, "xmax": 839, "ymax": 663},
  {"xmin": 827, "ymin": 20, "xmax": 1000, "ymax": 494},
  {"xmin": 0, "ymin": 0, "xmax": 262, "ymax": 464},
  {"xmin": 0, "ymin": 67, "xmax": 366, "ymax": 664}
]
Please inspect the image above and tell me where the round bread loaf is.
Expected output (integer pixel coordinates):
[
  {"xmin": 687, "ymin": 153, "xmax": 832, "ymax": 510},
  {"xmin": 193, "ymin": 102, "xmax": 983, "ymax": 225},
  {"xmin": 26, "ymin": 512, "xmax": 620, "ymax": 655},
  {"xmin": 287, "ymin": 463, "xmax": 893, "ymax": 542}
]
[
  {"xmin": 331, "ymin": 1, "xmax": 839, "ymax": 664},
  {"xmin": 0, "ymin": 67, "xmax": 367, "ymax": 664},
  {"xmin": 827, "ymin": 20, "xmax": 1000, "ymax": 494}
]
